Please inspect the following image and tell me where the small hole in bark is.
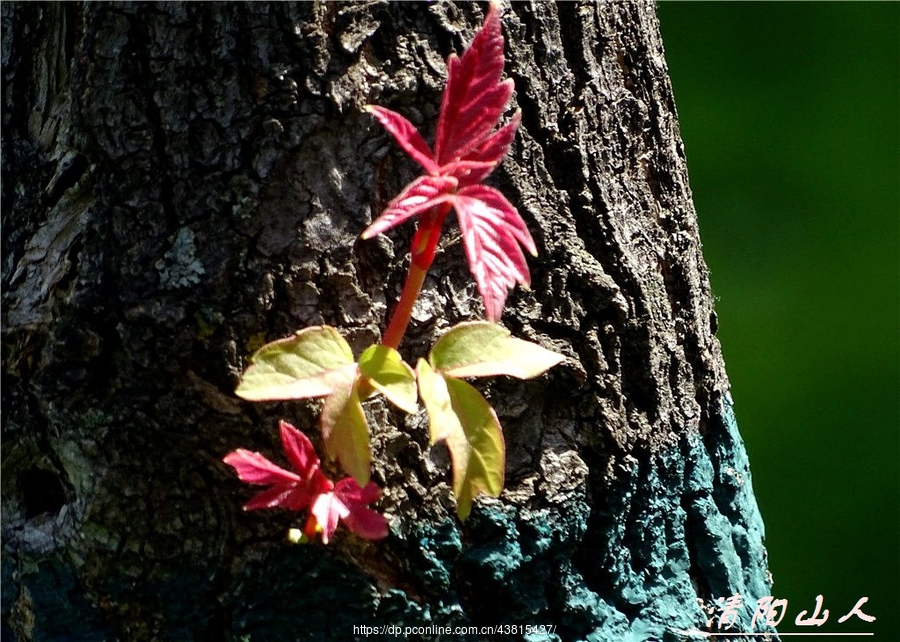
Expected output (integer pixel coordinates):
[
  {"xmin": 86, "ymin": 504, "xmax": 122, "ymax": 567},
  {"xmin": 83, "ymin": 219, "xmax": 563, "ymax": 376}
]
[{"xmin": 21, "ymin": 467, "xmax": 67, "ymax": 518}]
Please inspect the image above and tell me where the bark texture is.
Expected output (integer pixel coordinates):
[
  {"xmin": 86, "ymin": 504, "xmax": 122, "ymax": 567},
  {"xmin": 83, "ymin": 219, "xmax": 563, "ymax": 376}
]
[{"xmin": 2, "ymin": 2, "xmax": 774, "ymax": 640}]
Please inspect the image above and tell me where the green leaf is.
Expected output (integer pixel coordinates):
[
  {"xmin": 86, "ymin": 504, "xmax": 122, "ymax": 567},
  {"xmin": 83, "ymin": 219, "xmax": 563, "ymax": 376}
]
[
  {"xmin": 358, "ymin": 344, "xmax": 418, "ymax": 413},
  {"xmin": 417, "ymin": 359, "xmax": 504, "ymax": 520},
  {"xmin": 236, "ymin": 326, "xmax": 355, "ymax": 401},
  {"xmin": 321, "ymin": 368, "xmax": 371, "ymax": 487},
  {"xmin": 429, "ymin": 321, "xmax": 564, "ymax": 379}
]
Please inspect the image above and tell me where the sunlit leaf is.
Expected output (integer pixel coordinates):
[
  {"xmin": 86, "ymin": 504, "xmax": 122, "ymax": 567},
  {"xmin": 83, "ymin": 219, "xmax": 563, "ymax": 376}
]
[
  {"xmin": 361, "ymin": 175, "xmax": 458, "ymax": 240},
  {"xmin": 223, "ymin": 449, "xmax": 300, "ymax": 487},
  {"xmin": 365, "ymin": 105, "xmax": 440, "ymax": 175},
  {"xmin": 434, "ymin": 3, "xmax": 511, "ymax": 165},
  {"xmin": 451, "ymin": 186, "xmax": 536, "ymax": 322},
  {"xmin": 222, "ymin": 420, "xmax": 331, "ymax": 513},
  {"xmin": 334, "ymin": 478, "xmax": 390, "ymax": 541},
  {"xmin": 236, "ymin": 326, "xmax": 354, "ymax": 401},
  {"xmin": 417, "ymin": 359, "xmax": 504, "ymax": 520},
  {"xmin": 358, "ymin": 344, "xmax": 418, "ymax": 413},
  {"xmin": 320, "ymin": 368, "xmax": 371, "ymax": 487},
  {"xmin": 461, "ymin": 111, "xmax": 521, "ymax": 184},
  {"xmin": 430, "ymin": 321, "xmax": 564, "ymax": 379},
  {"xmin": 363, "ymin": 3, "xmax": 531, "ymax": 322}
]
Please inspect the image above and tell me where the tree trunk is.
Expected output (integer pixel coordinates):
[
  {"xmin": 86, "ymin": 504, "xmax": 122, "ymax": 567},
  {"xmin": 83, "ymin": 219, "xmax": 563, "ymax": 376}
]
[{"xmin": 2, "ymin": 2, "xmax": 774, "ymax": 640}]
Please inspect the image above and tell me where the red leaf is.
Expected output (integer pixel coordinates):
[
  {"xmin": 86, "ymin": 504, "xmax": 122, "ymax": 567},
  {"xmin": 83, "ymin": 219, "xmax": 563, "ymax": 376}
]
[
  {"xmin": 363, "ymin": 1, "xmax": 534, "ymax": 322},
  {"xmin": 309, "ymin": 479, "xmax": 388, "ymax": 543},
  {"xmin": 310, "ymin": 492, "xmax": 348, "ymax": 544},
  {"xmin": 243, "ymin": 484, "xmax": 313, "ymax": 512},
  {"xmin": 223, "ymin": 421, "xmax": 334, "ymax": 512},
  {"xmin": 335, "ymin": 478, "xmax": 389, "ymax": 540},
  {"xmin": 278, "ymin": 419, "xmax": 318, "ymax": 477},
  {"xmin": 434, "ymin": 3, "xmax": 510, "ymax": 165},
  {"xmin": 451, "ymin": 185, "xmax": 536, "ymax": 321},
  {"xmin": 460, "ymin": 111, "xmax": 521, "ymax": 185},
  {"xmin": 223, "ymin": 449, "xmax": 300, "ymax": 486},
  {"xmin": 341, "ymin": 503, "xmax": 389, "ymax": 540},
  {"xmin": 366, "ymin": 106, "xmax": 440, "ymax": 175},
  {"xmin": 222, "ymin": 447, "xmax": 330, "ymax": 512},
  {"xmin": 361, "ymin": 175, "xmax": 457, "ymax": 239},
  {"xmin": 335, "ymin": 477, "xmax": 381, "ymax": 505},
  {"xmin": 438, "ymin": 159, "xmax": 497, "ymax": 183},
  {"xmin": 225, "ymin": 421, "xmax": 388, "ymax": 542},
  {"xmin": 460, "ymin": 184, "xmax": 536, "ymax": 255}
]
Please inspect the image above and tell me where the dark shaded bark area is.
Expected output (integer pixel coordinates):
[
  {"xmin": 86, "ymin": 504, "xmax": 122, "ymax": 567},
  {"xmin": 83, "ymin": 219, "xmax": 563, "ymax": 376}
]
[{"xmin": 2, "ymin": 2, "xmax": 774, "ymax": 640}]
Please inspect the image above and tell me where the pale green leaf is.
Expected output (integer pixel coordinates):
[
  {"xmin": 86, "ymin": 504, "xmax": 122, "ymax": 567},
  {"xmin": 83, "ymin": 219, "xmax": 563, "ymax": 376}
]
[
  {"xmin": 236, "ymin": 326, "xmax": 354, "ymax": 401},
  {"xmin": 417, "ymin": 359, "xmax": 505, "ymax": 520},
  {"xmin": 358, "ymin": 344, "xmax": 418, "ymax": 413},
  {"xmin": 321, "ymin": 368, "xmax": 370, "ymax": 487},
  {"xmin": 416, "ymin": 359, "xmax": 456, "ymax": 444},
  {"xmin": 429, "ymin": 321, "xmax": 564, "ymax": 379}
]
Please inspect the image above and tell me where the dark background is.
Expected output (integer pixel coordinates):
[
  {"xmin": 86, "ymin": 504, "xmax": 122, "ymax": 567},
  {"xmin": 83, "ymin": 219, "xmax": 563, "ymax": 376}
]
[{"xmin": 658, "ymin": 2, "xmax": 899, "ymax": 636}]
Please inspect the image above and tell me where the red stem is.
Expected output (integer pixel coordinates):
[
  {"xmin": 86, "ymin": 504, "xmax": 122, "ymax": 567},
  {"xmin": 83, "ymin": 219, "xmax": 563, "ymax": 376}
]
[
  {"xmin": 381, "ymin": 261, "xmax": 428, "ymax": 350},
  {"xmin": 380, "ymin": 204, "xmax": 451, "ymax": 350}
]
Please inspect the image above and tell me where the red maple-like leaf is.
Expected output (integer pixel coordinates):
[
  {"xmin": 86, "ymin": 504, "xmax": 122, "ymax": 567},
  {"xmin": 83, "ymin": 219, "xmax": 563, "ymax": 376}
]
[
  {"xmin": 223, "ymin": 420, "xmax": 331, "ymax": 511},
  {"xmin": 309, "ymin": 477, "xmax": 389, "ymax": 544},
  {"xmin": 223, "ymin": 420, "xmax": 388, "ymax": 543},
  {"xmin": 362, "ymin": 1, "xmax": 535, "ymax": 322}
]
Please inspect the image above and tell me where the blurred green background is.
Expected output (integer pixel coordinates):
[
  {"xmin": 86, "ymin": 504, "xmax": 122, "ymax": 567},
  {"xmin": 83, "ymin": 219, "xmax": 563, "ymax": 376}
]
[{"xmin": 657, "ymin": 2, "xmax": 899, "ymax": 637}]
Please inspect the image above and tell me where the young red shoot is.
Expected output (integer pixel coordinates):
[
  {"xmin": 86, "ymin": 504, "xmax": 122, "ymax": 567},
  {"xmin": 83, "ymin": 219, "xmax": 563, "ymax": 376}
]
[
  {"xmin": 223, "ymin": 420, "xmax": 388, "ymax": 543},
  {"xmin": 363, "ymin": 2, "xmax": 535, "ymax": 323}
]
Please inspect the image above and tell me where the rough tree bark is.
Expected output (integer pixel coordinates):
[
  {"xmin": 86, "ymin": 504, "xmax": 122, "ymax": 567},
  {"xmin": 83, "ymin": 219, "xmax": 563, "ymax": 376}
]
[{"xmin": 2, "ymin": 2, "xmax": 774, "ymax": 640}]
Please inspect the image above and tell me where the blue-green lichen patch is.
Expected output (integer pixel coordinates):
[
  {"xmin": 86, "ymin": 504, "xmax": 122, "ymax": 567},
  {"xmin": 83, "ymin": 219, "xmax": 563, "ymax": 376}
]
[
  {"xmin": 452, "ymin": 465, "xmax": 609, "ymax": 638},
  {"xmin": 400, "ymin": 518, "xmax": 463, "ymax": 594},
  {"xmin": 704, "ymin": 394, "xmax": 771, "ymax": 605},
  {"xmin": 560, "ymin": 397, "xmax": 775, "ymax": 641}
]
